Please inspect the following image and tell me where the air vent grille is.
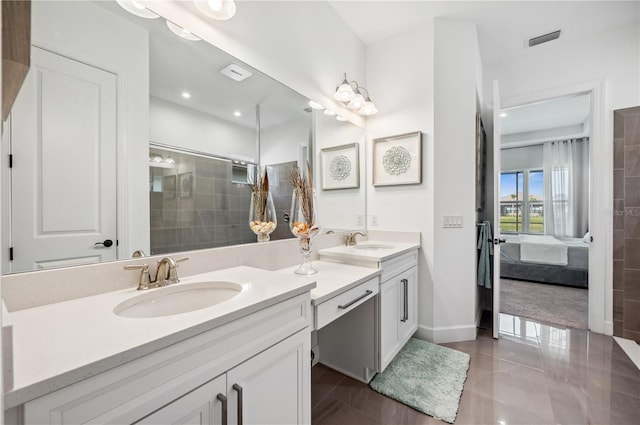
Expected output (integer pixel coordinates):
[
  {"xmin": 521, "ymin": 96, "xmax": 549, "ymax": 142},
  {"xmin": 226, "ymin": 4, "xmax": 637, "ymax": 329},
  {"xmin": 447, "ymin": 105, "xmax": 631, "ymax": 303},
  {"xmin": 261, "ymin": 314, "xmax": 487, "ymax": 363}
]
[
  {"xmin": 220, "ymin": 64, "xmax": 253, "ymax": 82},
  {"xmin": 528, "ymin": 30, "xmax": 561, "ymax": 47}
]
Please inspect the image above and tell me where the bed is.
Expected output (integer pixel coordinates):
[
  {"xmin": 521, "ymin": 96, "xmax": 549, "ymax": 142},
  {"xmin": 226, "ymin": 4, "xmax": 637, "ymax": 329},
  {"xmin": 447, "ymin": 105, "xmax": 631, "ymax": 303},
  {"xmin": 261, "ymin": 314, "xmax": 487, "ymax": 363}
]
[{"xmin": 500, "ymin": 234, "xmax": 589, "ymax": 288}]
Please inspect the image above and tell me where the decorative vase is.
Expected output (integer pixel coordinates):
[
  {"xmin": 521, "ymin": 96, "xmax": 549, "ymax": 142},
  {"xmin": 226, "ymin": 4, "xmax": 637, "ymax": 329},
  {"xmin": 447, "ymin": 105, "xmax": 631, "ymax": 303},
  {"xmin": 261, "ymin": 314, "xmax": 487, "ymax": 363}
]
[
  {"xmin": 289, "ymin": 189, "xmax": 320, "ymax": 275},
  {"xmin": 249, "ymin": 191, "xmax": 277, "ymax": 242}
]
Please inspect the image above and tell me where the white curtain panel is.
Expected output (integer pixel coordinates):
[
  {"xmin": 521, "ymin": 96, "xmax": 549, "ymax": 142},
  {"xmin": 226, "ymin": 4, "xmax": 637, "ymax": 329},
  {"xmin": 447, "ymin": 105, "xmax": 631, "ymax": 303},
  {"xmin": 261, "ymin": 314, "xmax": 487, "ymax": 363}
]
[{"xmin": 543, "ymin": 138, "xmax": 589, "ymax": 238}]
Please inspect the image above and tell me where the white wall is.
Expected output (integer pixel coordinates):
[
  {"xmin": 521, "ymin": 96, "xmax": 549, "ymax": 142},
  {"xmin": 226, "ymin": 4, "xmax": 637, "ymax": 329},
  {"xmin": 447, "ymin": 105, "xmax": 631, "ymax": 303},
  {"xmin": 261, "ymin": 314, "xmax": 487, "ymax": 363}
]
[
  {"xmin": 367, "ymin": 21, "xmax": 436, "ymax": 339},
  {"xmin": 260, "ymin": 115, "xmax": 310, "ymax": 167},
  {"xmin": 31, "ymin": 0, "xmax": 150, "ymax": 259},
  {"xmin": 149, "ymin": 97, "xmax": 255, "ymax": 161},
  {"xmin": 367, "ymin": 18, "xmax": 481, "ymax": 343},
  {"xmin": 313, "ymin": 112, "xmax": 366, "ymax": 231},
  {"xmin": 502, "ymin": 123, "xmax": 587, "ymax": 145},
  {"xmin": 501, "ymin": 145, "xmax": 544, "ymax": 170},
  {"xmin": 485, "ymin": 22, "xmax": 640, "ymax": 334},
  {"xmin": 432, "ymin": 19, "xmax": 481, "ymax": 342}
]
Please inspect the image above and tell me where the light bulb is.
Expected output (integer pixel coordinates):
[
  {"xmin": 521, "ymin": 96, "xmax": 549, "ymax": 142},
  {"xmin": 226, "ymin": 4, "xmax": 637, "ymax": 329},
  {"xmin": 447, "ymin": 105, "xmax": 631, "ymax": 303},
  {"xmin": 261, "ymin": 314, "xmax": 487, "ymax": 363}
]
[
  {"xmin": 347, "ymin": 93, "xmax": 365, "ymax": 109},
  {"xmin": 208, "ymin": 0, "xmax": 223, "ymax": 11},
  {"xmin": 334, "ymin": 82, "xmax": 355, "ymax": 102},
  {"xmin": 165, "ymin": 156, "xmax": 176, "ymax": 164},
  {"xmin": 359, "ymin": 101, "xmax": 378, "ymax": 116}
]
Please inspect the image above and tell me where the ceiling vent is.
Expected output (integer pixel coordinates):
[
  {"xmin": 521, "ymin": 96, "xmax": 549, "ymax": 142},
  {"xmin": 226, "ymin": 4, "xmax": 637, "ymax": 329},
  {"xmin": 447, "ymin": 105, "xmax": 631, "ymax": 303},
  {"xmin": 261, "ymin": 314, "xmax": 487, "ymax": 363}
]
[
  {"xmin": 528, "ymin": 30, "xmax": 561, "ymax": 47},
  {"xmin": 220, "ymin": 63, "xmax": 253, "ymax": 82}
]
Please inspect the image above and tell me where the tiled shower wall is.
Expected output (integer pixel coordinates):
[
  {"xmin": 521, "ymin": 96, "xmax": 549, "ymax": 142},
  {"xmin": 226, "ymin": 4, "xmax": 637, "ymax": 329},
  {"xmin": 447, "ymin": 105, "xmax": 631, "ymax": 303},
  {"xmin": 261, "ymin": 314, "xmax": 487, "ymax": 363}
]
[
  {"xmin": 613, "ymin": 107, "xmax": 640, "ymax": 343},
  {"xmin": 150, "ymin": 149, "xmax": 296, "ymax": 255}
]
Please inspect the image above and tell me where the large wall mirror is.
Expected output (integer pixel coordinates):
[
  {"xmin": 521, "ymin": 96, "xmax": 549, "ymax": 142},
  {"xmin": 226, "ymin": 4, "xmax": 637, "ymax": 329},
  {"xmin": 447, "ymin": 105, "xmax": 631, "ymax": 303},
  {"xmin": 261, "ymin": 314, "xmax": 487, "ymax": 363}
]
[{"xmin": 1, "ymin": 0, "xmax": 366, "ymax": 274}]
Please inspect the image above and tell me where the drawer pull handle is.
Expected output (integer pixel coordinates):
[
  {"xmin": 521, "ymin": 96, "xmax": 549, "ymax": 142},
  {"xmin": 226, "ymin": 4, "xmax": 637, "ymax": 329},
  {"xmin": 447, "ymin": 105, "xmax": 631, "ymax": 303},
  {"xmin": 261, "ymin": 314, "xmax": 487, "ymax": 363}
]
[
  {"xmin": 216, "ymin": 393, "xmax": 228, "ymax": 425},
  {"xmin": 401, "ymin": 278, "xmax": 409, "ymax": 322},
  {"xmin": 338, "ymin": 290, "xmax": 373, "ymax": 310},
  {"xmin": 233, "ymin": 383, "xmax": 243, "ymax": 425}
]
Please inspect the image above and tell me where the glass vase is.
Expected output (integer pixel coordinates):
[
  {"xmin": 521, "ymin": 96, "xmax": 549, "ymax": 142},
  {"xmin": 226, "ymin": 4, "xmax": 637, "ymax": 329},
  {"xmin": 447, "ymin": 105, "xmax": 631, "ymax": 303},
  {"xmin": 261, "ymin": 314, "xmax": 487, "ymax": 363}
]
[
  {"xmin": 249, "ymin": 191, "xmax": 277, "ymax": 242},
  {"xmin": 289, "ymin": 189, "xmax": 320, "ymax": 275}
]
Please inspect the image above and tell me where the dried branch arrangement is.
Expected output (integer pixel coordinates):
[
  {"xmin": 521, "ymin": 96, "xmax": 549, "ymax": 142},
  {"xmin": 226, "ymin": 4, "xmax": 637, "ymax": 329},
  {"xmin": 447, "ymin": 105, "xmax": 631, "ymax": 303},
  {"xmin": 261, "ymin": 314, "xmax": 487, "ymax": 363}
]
[
  {"xmin": 250, "ymin": 168, "xmax": 270, "ymax": 222},
  {"xmin": 289, "ymin": 161, "xmax": 319, "ymax": 238}
]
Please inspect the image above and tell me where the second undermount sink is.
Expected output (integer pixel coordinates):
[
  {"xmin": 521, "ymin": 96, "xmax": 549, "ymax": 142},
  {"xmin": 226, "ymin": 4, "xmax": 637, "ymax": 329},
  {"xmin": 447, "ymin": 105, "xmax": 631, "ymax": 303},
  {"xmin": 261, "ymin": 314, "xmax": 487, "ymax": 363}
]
[
  {"xmin": 352, "ymin": 244, "xmax": 394, "ymax": 250},
  {"xmin": 114, "ymin": 281, "xmax": 243, "ymax": 318}
]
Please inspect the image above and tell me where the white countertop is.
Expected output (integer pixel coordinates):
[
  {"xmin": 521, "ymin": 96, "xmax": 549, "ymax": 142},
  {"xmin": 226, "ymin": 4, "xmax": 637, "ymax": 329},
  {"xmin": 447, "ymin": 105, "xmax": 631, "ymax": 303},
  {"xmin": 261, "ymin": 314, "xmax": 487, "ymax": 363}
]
[
  {"xmin": 4, "ymin": 266, "xmax": 315, "ymax": 409},
  {"xmin": 318, "ymin": 240, "xmax": 420, "ymax": 264},
  {"xmin": 276, "ymin": 260, "xmax": 381, "ymax": 305}
]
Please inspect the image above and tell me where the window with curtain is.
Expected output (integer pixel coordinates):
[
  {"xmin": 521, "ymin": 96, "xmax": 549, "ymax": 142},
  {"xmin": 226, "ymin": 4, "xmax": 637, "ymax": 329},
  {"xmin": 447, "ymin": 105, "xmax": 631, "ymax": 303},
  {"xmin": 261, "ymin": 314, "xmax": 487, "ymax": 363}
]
[{"xmin": 542, "ymin": 138, "xmax": 589, "ymax": 238}]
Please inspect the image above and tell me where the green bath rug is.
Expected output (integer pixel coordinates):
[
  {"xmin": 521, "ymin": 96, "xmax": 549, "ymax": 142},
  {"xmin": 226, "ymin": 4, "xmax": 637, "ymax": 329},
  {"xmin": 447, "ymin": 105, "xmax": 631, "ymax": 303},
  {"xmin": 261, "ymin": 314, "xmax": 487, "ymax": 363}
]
[{"xmin": 370, "ymin": 338, "xmax": 470, "ymax": 423}]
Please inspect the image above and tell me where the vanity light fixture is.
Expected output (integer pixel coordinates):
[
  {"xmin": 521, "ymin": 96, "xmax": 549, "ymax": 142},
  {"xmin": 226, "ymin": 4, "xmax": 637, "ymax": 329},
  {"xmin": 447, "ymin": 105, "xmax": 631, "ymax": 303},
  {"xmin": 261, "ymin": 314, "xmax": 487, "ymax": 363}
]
[
  {"xmin": 193, "ymin": 0, "xmax": 237, "ymax": 21},
  {"xmin": 116, "ymin": 0, "xmax": 159, "ymax": 19},
  {"xmin": 334, "ymin": 73, "xmax": 378, "ymax": 116},
  {"xmin": 166, "ymin": 20, "xmax": 201, "ymax": 41},
  {"xmin": 165, "ymin": 156, "xmax": 176, "ymax": 165}
]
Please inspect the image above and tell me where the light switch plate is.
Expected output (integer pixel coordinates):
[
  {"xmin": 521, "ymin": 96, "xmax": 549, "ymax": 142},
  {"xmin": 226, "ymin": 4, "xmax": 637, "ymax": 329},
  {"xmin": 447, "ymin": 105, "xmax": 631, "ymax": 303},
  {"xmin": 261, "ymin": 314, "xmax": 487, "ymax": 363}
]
[{"xmin": 442, "ymin": 215, "xmax": 464, "ymax": 228}]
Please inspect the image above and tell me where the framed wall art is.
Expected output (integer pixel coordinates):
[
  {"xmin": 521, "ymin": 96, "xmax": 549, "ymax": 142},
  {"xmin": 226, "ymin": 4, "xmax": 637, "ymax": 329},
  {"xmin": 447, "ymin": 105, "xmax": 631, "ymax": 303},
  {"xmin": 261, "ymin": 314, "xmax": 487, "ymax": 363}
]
[
  {"xmin": 162, "ymin": 175, "xmax": 176, "ymax": 199},
  {"xmin": 179, "ymin": 172, "xmax": 194, "ymax": 197},
  {"xmin": 320, "ymin": 143, "xmax": 360, "ymax": 190},
  {"xmin": 372, "ymin": 131, "xmax": 422, "ymax": 186}
]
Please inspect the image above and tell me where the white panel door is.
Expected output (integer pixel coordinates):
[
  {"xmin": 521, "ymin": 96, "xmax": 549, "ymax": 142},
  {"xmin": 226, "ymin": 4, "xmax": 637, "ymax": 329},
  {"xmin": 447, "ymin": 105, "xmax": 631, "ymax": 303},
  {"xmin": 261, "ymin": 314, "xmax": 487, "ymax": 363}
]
[
  {"xmin": 492, "ymin": 80, "xmax": 502, "ymax": 339},
  {"xmin": 9, "ymin": 47, "xmax": 117, "ymax": 272},
  {"xmin": 136, "ymin": 375, "xmax": 227, "ymax": 425},
  {"xmin": 227, "ymin": 331, "xmax": 309, "ymax": 425}
]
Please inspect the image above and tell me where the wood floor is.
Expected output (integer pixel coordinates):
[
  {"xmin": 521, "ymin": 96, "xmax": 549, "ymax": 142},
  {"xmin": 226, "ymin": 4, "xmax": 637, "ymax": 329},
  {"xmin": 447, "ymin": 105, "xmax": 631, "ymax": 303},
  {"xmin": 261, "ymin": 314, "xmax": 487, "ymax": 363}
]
[{"xmin": 311, "ymin": 313, "xmax": 640, "ymax": 424}]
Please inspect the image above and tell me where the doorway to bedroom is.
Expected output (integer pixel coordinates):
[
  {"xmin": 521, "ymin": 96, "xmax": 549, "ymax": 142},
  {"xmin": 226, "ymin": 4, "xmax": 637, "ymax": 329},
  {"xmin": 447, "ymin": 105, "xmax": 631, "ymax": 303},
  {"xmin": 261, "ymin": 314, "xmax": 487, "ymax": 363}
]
[{"xmin": 498, "ymin": 93, "xmax": 590, "ymax": 330}]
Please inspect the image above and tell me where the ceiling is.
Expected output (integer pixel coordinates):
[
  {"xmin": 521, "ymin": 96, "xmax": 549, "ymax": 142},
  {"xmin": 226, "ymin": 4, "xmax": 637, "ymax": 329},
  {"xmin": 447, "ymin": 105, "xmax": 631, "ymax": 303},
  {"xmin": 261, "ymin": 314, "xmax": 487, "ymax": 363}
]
[
  {"xmin": 500, "ymin": 93, "xmax": 591, "ymax": 136},
  {"xmin": 328, "ymin": 0, "xmax": 639, "ymax": 66}
]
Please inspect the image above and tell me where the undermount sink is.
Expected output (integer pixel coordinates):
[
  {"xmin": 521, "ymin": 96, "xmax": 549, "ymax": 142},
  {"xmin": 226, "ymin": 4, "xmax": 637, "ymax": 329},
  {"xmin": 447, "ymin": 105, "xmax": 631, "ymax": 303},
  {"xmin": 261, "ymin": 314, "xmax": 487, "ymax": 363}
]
[
  {"xmin": 352, "ymin": 244, "xmax": 394, "ymax": 250},
  {"xmin": 114, "ymin": 281, "xmax": 243, "ymax": 318}
]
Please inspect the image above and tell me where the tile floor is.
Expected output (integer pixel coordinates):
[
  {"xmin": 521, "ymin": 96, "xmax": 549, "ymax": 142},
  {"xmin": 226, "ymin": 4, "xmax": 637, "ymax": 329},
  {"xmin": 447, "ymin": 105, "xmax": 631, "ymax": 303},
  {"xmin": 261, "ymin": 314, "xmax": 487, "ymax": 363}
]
[{"xmin": 311, "ymin": 313, "xmax": 640, "ymax": 424}]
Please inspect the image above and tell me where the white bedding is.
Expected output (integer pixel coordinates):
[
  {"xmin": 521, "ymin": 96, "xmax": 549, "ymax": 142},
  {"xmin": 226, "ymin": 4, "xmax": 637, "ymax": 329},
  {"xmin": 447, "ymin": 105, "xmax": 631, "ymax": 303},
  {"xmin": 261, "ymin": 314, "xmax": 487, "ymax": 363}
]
[{"xmin": 519, "ymin": 234, "xmax": 568, "ymax": 266}]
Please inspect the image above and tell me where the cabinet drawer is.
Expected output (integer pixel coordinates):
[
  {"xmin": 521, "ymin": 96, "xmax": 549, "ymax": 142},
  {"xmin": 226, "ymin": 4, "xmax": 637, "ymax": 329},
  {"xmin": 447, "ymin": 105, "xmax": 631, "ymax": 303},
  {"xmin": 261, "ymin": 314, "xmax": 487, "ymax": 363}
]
[
  {"xmin": 380, "ymin": 251, "xmax": 418, "ymax": 282},
  {"xmin": 316, "ymin": 277, "xmax": 379, "ymax": 329}
]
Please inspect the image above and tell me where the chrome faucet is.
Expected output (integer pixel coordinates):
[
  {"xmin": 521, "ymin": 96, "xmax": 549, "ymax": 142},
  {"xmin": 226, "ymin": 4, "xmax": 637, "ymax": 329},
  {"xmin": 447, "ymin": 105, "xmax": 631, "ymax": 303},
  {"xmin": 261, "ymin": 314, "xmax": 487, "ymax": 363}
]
[
  {"xmin": 345, "ymin": 231, "xmax": 367, "ymax": 246},
  {"xmin": 124, "ymin": 256, "xmax": 189, "ymax": 290}
]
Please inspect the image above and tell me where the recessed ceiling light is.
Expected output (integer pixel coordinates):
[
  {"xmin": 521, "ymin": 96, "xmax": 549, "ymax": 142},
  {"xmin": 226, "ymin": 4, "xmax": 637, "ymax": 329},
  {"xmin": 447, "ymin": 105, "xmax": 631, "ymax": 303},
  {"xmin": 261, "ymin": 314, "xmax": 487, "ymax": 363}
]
[
  {"xmin": 116, "ymin": 0, "xmax": 159, "ymax": 19},
  {"xmin": 234, "ymin": 111, "xmax": 242, "ymax": 117},
  {"xmin": 324, "ymin": 109, "xmax": 337, "ymax": 116},
  {"xmin": 182, "ymin": 91, "xmax": 191, "ymax": 99},
  {"xmin": 308, "ymin": 100, "xmax": 324, "ymax": 110},
  {"xmin": 166, "ymin": 20, "xmax": 201, "ymax": 41},
  {"xmin": 500, "ymin": 112, "xmax": 508, "ymax": 118}
]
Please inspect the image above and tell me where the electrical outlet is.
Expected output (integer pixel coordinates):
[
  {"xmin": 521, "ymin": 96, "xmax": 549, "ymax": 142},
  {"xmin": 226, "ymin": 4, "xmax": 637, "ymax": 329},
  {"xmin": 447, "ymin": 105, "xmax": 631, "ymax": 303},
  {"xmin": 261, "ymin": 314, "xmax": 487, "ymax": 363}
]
[
  {"xmin": 371, "ymin": 215, "xmax": 379, "ymax": 227},
  {"xmin": 356, "ymin": 215, "xmax": 365, "ymax": 227},
  {"xmin": 442, "ymin": 215, "xmax": 463, "ymax": 228}
]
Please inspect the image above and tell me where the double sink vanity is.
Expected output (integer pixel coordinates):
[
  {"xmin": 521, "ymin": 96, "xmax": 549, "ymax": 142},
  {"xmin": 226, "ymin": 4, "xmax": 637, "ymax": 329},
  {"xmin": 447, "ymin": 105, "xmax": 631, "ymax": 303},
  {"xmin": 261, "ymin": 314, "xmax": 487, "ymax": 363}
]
[{"xmin": 2, "ymin": 233, "xmax": 419, "ymax": 425}]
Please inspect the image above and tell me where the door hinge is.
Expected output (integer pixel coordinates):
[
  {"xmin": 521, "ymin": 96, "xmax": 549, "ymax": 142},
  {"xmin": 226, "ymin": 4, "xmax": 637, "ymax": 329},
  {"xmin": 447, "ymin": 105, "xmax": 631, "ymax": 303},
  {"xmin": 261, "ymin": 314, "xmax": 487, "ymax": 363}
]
[
  {"xmin": 9, "ymin": 154, "xmax": 13, "ymax": 168},
  {"xmin": 9, "ymin": 247, "xmax": 14, "ymax": 261}
]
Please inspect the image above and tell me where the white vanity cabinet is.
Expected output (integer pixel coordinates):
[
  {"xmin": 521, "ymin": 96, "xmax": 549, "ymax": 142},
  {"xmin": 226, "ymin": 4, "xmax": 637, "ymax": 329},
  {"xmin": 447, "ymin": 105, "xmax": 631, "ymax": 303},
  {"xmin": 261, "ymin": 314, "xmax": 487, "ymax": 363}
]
[
  {"xmin": 138, "ymin": 331, "xmax": 307, "ymax": 425},
  {"xmin": 379, "ymin": 251, "xmax": 418, "ymax": 372},
  {"xmin": 19, "ymin": 294, "xmax": 311, "ymax": 425}
]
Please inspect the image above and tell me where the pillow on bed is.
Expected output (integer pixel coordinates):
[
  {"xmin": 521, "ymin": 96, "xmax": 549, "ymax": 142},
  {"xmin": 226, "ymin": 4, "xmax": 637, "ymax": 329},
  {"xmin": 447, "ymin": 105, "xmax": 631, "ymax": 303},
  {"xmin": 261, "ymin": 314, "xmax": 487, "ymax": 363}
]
[{"xmin": 583, "ymin": 232, "xmax": 591, "ymax": 243}]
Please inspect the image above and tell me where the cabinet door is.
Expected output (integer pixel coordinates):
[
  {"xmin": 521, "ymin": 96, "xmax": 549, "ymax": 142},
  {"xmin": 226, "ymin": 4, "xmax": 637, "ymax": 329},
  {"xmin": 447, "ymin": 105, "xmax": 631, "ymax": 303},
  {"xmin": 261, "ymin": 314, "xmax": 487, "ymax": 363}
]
[
  {"xmin": 227, "ymin": 331, "xmax": 310, "ymax": 425},
  {"xmin": 398, "ymin": 266, "xmax": 418, "ymax": 344},
  {"xmin": 136, "ymin": 375, "xmax": 226, "ymax": 425},
  {"xmin": 380, "ymin": 278, "xmax": 400, "ymax": 372}
]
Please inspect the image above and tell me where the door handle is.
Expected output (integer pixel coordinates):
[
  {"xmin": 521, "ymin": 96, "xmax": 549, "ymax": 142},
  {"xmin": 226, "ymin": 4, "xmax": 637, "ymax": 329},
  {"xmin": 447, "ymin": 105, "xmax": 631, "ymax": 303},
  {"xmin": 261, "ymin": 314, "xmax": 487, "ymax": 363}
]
[
  {"xmin": 401, "ymin": 279, "xmax": 408, "ymax": 322},
  {"xmin": 94, "ymin": 239, "xmax": 113, "ymax": 248}
]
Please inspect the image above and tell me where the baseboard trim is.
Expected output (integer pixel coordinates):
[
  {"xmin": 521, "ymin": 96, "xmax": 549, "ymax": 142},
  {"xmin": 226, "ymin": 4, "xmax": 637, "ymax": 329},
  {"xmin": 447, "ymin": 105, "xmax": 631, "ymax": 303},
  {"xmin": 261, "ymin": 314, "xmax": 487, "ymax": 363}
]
[
  {"xmin": 415, "ymin": 323, "xmax": 477, "ymax": 344},
  {"xmin": 604, "ymin": 320, "xmax": 614, "ymax": 336}
]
